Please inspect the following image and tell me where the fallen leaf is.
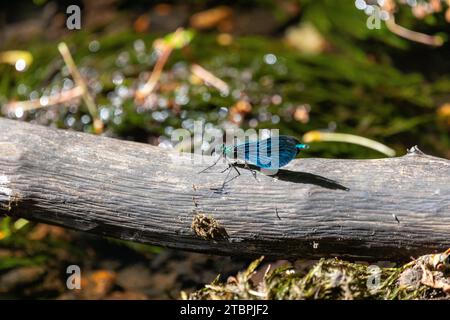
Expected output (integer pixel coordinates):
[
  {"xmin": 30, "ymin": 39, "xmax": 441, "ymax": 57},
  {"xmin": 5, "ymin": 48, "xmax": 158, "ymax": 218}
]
[{"xmin": 190, "ymin": 6, "xmax": 233, "ymax": 30}]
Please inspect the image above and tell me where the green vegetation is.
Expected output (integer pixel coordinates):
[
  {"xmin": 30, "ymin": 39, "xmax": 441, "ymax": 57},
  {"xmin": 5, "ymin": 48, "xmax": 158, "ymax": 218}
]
[{"xmin": 188, "ymin": 254, "xmax": 450, "ymax": 300}]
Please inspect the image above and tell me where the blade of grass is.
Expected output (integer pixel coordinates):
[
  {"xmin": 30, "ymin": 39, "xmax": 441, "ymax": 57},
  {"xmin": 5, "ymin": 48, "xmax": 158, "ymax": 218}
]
[
  {"xmin": 58, "ymin": 42, "xmax": 103, "ymax": 133},
  {"xmin": 303, "ymin": 131, "xmax": 396, "ymax": 157},
  {"xmin": 135, "ymin": 28, "xmax": 194, "ymax": 102}
]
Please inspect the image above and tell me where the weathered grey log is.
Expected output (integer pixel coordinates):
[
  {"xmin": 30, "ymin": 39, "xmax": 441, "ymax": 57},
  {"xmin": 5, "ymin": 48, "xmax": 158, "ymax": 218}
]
[{"xmin": 0, "ymin": 118, "xmax": 449, "ymax": 261}]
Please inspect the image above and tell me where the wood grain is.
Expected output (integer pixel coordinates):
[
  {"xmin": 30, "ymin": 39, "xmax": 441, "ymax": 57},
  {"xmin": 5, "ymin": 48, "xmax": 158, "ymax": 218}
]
[{"xmin": 0, "ymin": 118, "xmax": 449, "ymax": 261}]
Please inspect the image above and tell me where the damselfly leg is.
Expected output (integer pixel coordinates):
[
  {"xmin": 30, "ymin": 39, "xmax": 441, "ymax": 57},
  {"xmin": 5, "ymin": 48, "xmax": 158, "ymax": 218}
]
[
  {"xmin": 210, "ymin": 161, "xmax": 240, "ymax": 193},
  {"xmin": 243, "ymin": 161, "xmax": 258, "ymax": 181},
  {"xmin": 220, "ymin": 160, "xmax": 241, "ymax": 187},
  {"xmin": 198, "ymin": 154, "xmax": 223, "ymax": 174}
]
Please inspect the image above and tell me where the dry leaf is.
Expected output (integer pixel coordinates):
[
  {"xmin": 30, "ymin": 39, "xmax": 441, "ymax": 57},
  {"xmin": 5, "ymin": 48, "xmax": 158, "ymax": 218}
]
[{"xmin": 190, "ymin": 6, "xmax": 233, "ymax": 30}]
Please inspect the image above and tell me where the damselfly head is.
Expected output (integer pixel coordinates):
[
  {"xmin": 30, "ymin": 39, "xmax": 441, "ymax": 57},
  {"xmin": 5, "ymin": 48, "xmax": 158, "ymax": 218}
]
[
  {"xmin": 213, "ymin": 143, "xmax": 227, "ymax": 155},
  {"xmin": 296, "ymin": 143, "xmax": 309, "ymax": 150}
]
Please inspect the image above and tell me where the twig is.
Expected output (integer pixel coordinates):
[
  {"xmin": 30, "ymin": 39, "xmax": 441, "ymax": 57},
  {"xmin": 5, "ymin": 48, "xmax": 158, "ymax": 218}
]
[
  {"xmin": 135, "ymin": 45, "xmax": 173, "ymax": 101},
  {"xmin": 3, "ymin": 86, "xmax": 84, "ymax": 114},
  {"xmin": 57, "ymin": 42, "xmax": 98, "ymax": 118},
  {"xmin": 385, "ymin": 16, "xmax": 443, "ymax": 47},
  {"xmin": 191, "ymin": 64, "xmax": 229, "ymax": 95},
  {"xmin": 135, "ymin": 28, "xmax": 185, "ymax": 102}
]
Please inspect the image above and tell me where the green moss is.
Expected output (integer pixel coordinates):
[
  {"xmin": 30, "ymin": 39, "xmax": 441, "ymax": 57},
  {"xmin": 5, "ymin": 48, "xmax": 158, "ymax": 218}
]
[{"xmin": 188, "ymin": 253, "xmax": 450, "ymax": 300}]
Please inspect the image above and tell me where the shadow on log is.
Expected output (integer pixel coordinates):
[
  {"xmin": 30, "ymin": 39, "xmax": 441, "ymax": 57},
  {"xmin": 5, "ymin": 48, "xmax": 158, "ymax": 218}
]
[{"xmin": 0, "ymin": 118, "xmax": 449, "ymax": 261}]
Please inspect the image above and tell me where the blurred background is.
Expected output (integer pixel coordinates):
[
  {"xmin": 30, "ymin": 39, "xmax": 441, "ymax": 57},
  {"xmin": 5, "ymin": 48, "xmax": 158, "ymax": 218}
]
[{"xmin": 0, "ymin": 0, "xmax": 449, "ymax": 299}]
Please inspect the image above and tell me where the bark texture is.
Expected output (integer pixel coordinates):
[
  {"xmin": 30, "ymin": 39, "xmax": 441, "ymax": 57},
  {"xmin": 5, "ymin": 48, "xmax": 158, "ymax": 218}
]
[{"xmin": 0, "ymin": 118, "xmax": 449, "ymax": 260}]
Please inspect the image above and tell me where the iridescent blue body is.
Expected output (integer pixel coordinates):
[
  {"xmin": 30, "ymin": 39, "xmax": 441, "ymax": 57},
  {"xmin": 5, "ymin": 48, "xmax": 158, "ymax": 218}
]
[{"xmin": 220, "ymin": 135, "xmax": 308, "ymax": 169}]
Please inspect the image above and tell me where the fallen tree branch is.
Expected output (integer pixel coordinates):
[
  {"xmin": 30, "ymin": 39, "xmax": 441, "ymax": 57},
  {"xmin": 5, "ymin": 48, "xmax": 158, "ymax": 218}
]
[{"xmin": 0, "ymin": 118, "xmax": 449, "ymax": 260}]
